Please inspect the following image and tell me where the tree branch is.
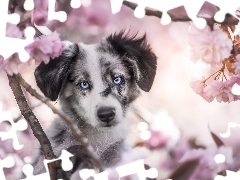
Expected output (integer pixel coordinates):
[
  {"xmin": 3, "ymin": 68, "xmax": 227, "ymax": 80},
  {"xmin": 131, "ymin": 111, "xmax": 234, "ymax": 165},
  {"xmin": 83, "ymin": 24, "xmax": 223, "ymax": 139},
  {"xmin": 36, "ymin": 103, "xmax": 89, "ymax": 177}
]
[
  {"xmin": 7, "ymin": 73, "xmax": 58, "ymax": 180},
  {"xmin": 8, "ymin": 0, "xmax": 18, "ymax": 14},
  {"xmin": 122, "ymin": 1, "xmax": 239, "ymax": 27},
  {"xmin": 14, "ymin": 73, "xmax": 103, "ymax": 172}
]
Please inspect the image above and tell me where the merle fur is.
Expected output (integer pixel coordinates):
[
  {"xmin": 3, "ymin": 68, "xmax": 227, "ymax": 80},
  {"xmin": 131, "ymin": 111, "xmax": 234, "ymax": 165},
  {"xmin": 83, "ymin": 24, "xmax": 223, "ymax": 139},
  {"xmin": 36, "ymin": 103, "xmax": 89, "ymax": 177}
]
[{"xmin": 33, "ymin": 31, "xmax": 157, "ymax": 179}]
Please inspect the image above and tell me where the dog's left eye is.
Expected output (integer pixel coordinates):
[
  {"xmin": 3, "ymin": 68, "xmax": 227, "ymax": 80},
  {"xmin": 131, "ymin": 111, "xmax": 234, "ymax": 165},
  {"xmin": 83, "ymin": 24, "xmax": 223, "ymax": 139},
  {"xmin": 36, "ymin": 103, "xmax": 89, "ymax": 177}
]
[
  {"xmin": 80, "ymin": 81, "xmax": 89, "ymax": 89},
  {"xmin": 113, "ymin": 77, "xmax": 122, "ymax": 85}
]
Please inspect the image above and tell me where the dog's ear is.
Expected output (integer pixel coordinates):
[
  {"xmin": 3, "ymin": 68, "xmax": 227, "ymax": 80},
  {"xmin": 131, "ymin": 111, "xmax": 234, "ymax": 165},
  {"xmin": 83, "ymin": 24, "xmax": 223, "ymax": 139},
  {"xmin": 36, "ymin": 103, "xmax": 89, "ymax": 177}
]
[
  {"xmin": 106, "ymin": 31, "xmax": 157, "ymax": 92},
  {"xmin": 34, "ymin": 42, "xmax": 79, "ymax": 101}
]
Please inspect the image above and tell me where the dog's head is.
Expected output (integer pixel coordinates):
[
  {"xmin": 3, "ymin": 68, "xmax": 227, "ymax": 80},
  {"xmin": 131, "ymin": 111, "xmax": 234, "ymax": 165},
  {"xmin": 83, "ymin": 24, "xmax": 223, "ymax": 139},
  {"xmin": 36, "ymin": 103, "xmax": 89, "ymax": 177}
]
[{"xmin": 34, "ymin": 31, "xmax": 157, "ymax": 128}]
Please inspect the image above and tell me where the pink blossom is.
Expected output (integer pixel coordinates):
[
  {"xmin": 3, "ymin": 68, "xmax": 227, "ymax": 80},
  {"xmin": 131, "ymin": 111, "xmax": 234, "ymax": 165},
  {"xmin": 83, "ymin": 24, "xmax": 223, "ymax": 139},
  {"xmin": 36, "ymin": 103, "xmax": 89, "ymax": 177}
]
[
  {"xmin": 190, "ymin": 77, "xmax": 240, "ymax": 103},
  {"xmin": 145, "ymin": 130, "xmax": 168, "ymax": 149},
  {"xmin": 6, "ymin": 23, "xmax": 23, "ymax": 38},
  {"xmin": 189, "ymin": 79, "xmax": 205, "ymax": 95},
  {"xmin": 0, "ymin": 54, "xmax": 22, "ymax": 75},
  {"xmin": 32, "ymin": 8, "xmax": 48, "ymax": 26},
  {"xmin": 188, "ymin": 25, "xmax": 232, "ymax": 66},
  {"xmin": 25, "ymin": 31, "xmax": 64, "ymax": 64},
  {"xmin": 179, "ymin": 145, "xmax": 233, "ymax": 180},
  {"xmin": 203, "ymin": 80, "xmax": 224, "ymax": 102},
  {"xmin": 204, "ymin": 79, "xmax": 240, "ymax": 103}
]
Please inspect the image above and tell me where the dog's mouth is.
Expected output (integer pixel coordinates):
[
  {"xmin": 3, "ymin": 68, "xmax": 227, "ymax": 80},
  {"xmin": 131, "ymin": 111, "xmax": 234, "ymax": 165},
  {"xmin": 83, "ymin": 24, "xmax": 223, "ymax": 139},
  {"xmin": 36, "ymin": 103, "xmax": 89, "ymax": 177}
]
[{"xmin": 99, "ymin": 121, "xmax": 118, "ymax": 128}]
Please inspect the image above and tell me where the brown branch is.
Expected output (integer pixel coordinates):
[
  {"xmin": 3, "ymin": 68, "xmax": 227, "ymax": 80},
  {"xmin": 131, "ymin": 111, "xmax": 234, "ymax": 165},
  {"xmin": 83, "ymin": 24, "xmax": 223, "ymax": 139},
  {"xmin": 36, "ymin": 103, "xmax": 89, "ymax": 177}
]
[
  {"xmin": 8, "ymin": 0, "xmax": 18, "ymax": 14},
  {"xmin": 15, "ymin": 73, "xmax": 104, "ymax": 172},
  {"xmin": 123, "ymin": 1, "xmax": 239, "ymax": 27},
  {"xmin": 7, "ymin": 73, "xmax": 58, "ymax": 180}
]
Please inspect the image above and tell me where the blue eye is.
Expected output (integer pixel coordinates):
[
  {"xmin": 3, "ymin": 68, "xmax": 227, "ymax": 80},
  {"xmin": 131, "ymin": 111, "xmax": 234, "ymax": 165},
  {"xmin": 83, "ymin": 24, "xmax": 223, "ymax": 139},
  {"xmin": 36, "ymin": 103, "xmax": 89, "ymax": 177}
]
[
  {"xmin": 113, "ymin": 77, "xmax": 122, "ymax": 85},
  {"xmin": 80, "ymin": 81, "xmax": 89, "ymax": 89}
]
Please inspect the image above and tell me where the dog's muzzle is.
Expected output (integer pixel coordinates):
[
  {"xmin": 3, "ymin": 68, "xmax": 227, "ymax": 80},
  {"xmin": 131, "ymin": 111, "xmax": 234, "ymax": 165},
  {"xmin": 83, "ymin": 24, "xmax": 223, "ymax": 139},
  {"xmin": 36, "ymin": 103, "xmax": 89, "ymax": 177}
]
[{"xmin": 97, "ymin": 107, "xmax": 115, "ymax": 124}]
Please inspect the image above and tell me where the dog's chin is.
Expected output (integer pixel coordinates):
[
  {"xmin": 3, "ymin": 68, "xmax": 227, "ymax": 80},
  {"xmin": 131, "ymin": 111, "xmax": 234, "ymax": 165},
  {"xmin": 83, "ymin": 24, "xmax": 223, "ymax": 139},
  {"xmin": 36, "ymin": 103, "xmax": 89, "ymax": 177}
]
[{"xmin": 98, "ymin": 121, "xmax": 118, "ymax": 128}]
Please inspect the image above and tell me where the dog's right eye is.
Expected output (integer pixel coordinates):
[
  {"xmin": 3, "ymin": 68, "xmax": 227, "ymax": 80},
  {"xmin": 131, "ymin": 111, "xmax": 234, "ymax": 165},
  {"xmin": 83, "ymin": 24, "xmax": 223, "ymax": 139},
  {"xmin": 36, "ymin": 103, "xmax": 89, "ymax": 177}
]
[{"xmin": 79, "ymin": 81, "xmax": 89, "ymax": 89}]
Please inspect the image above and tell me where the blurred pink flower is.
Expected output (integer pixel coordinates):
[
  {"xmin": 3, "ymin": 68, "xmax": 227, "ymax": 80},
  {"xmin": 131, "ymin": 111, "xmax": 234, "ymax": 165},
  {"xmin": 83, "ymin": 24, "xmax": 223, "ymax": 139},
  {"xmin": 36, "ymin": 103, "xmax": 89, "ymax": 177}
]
[
  {"xmin": 203, "ymin": 80, "xmax": 224, "ymax": 102},
  {"xmin": 145, "ymin": 130, "xmax": 168, "ymax": 149},
  {"xmin": 179, "ymin": 145, "xmax": 233, "ymax": 180},
  {"xmin": 188, "ymin": 25, "xmax": 232, "ymax": 66},
  {"xmin": 25, "ymin": 31, "xmax": 64, "ymax": 64},
  {"xmin": 162, "ymin": 141, "xmax": 191, "ymax": 169},
  {"xmin": 6, "ymin": 23, "xmax": 23, "ymax": 38},
  {"xmin": 32, "ymin": 8, "xmax": 48, "ymax": 26},
  {"xmin": 0, "ymin": 53, "xmax": 22, "ymax": 75},
  {"xmin": 0, "ymin": 121, "xmax": 35, "ymax": 180},
  {"xmin": 63, "ymin": 0, "xmax": 111, "ymax": 28},
  {"xmin": 34, "ymin": 0, "xmax": 48, "ymax": 10},
  {"xmin": 189, "ymin": 79, "xmax": 205, "ymax": 95}
]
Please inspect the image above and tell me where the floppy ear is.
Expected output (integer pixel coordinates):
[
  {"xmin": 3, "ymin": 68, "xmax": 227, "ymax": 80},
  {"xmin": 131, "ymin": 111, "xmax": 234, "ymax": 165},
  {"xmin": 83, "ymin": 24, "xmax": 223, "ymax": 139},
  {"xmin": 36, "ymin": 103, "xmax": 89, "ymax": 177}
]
[
  {"xmin": 106, "ymin": 31, "xmax": 157, "ymax": 92},
  {"xmin": 34, "ymin": 42, "xmax": 79, "ymax": 101}
]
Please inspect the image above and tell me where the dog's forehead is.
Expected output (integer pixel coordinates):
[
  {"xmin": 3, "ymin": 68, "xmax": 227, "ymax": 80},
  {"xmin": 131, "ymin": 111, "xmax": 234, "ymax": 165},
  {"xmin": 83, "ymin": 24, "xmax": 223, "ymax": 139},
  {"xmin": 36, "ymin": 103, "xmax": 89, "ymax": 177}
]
[{"xmin": 75, "ymin": 42, "xmax": 127, "ymax": 73}]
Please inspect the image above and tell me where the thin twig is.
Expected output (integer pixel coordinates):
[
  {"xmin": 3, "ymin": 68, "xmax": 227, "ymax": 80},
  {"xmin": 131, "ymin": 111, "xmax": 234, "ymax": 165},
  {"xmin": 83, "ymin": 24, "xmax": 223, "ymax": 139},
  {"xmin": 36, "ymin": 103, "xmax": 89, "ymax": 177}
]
[
  {"xmin": 202, "ymin": 70, "xmax": 220, "ymax": 83},
  {"xmin": 123, "ymin": 1, "xmax": 239, "ymax": 27},
  {"xmin": 7, "ymin": 73, "xmax": 58, "ymax": 180},
  {"xmin": 15, "ymin": 73, "xmax": 103, "ymax": 172}
]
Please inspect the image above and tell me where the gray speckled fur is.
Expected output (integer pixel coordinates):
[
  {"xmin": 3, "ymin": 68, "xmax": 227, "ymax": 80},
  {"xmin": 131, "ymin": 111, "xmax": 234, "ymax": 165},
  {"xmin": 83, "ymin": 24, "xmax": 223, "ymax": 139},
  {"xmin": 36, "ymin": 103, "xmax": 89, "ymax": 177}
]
[{"xmin": 32, "ymin": 32, "xmax": 157, "ymax": 179}]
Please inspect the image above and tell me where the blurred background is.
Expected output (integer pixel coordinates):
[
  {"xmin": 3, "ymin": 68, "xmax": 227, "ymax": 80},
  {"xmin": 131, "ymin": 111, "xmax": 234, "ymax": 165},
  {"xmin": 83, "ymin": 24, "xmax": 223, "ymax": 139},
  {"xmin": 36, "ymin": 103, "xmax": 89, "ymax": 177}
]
[{"xmin": 1, "ymin": 0, "xmax": 240, "ymax": 179}]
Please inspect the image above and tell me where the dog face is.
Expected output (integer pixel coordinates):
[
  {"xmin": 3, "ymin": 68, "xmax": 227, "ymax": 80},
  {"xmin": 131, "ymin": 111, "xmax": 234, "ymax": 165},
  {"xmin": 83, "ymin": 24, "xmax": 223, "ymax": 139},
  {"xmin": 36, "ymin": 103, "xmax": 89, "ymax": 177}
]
[{"xmin": 34, "ymin": 31, "xmax": 157, "ymax": 128}]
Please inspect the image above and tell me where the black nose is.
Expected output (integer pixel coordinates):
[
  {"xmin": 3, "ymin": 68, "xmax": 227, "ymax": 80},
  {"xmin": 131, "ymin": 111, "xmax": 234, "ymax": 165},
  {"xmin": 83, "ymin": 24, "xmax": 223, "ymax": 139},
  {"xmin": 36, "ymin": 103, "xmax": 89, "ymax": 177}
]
[{"xmin": 97, "ymin": 107, "xmax": 115, "ymax": 123}]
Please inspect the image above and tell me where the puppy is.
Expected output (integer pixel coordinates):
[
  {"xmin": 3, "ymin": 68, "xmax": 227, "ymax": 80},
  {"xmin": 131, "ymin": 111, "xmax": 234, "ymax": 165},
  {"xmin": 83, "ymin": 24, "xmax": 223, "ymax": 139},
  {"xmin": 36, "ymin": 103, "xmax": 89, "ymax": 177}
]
[{"xmin": 32, "ymin": 31, "xmax": 157, "ymax": 179}]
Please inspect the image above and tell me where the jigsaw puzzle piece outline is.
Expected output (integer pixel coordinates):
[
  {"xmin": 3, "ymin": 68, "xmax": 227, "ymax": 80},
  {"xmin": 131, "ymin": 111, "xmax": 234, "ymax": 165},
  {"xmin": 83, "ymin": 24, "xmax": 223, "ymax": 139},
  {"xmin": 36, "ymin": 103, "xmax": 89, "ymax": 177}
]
[
  {"xmin": 21, "ymin": 150, "xmax": 74, "ymax": 180},
  {"xmin": 0, "ymin": 102, "xmax": 28, "ymax": 150},
  {"xmin": 78, "ymin": 159, "xmax": 158, "ymax": 180},
  {"xmin": 48, "ymin": 0, "xmax": 67, "ymax": 22}
]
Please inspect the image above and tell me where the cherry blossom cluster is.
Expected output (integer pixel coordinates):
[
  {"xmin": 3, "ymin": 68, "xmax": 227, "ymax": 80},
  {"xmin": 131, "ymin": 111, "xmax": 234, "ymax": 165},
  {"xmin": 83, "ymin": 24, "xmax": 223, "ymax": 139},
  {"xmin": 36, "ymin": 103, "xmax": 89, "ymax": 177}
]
[
  {"xmin": 0, "ymin": 24, "xmax": 64, "ymax": 75},
  {"xmin": 188, "ymin": 23, "xmax": 240, "ymax": 103},
  {"xmin": 25, "ymin": 31, "xmax": 64, "ymax": 65},
  {"xmin": 190, "ymin": 74, "xmax": 240, "ymax": 103}
]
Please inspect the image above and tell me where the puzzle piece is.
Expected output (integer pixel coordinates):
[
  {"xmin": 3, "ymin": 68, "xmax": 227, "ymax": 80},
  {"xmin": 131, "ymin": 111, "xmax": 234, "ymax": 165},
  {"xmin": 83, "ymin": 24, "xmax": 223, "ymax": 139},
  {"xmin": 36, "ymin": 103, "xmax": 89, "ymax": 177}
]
[
  {"xmin": 0, "ymin": 156, "xmax": 14, "ymax": 180},
  {"xmin": 206, "ymin": 0, "xmax": 240, "ymax": 35},
  {"xmin": 0, "ymin": 0, "xmax": 33, "ymax": 62},
  {"xmin": 111, "ymin": 0, "xmax": 240, "ymax": 30},
  {"xmin": 219, "ymin": 122, "xmax": 240, "ymax": 138},
  {"xmin": 21, "ymin": 164, "xmax": 50, "ymax": 180},
  {"xmin": 231, "ymin": 83, "xmax": 240, "ymax": 95},
  {"xmin": 111, "ymin": 0, "xmax": 207, "ymax": 28},
  {"xmin": 44, "ymin": 149, "xmax": 74, "ymax": 171},
  {"xmin": 214, "ymin": 170, "xmax": 240, "ymax": 180},
  {"xmin": 48, "ymin": 0, "xmax": 67, "ymax": 22},
  {"xmin": 70, "ymin": 0, "xmax": 82, "ymax": 9},
  {"xmin": 78, "ymin": 159, "xmax": 158, "ymax": 180},
  {"xmin": 0, "ymin": 102, "xmax": 28, "ymax": 150},
  {"xmin": 21, "ymin": 150, "xmax": 74, "ymax": 180},
  {"xmin": 206, "ymin": 0, "xmax": 240, "ymax": 22},
  {"xmin": 0, "ymin": 0, "xmax": 69, "ymax": 63},
  {"xmin": 24, "ymin": 0, "xmax": 34, "ymax": 11},
  {"xmin": 214, "ymin": 154, "xmax": 226, "ymax": 164}
]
